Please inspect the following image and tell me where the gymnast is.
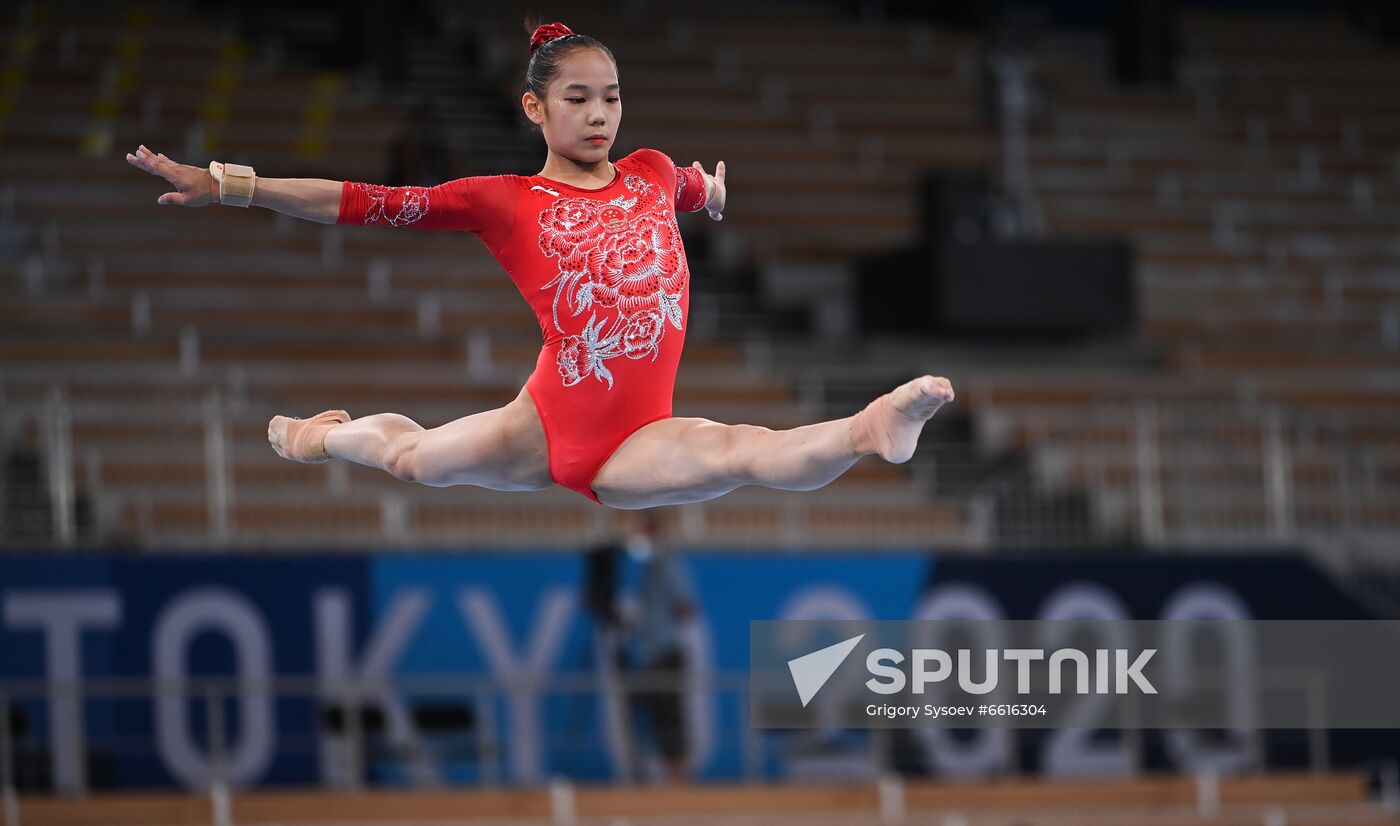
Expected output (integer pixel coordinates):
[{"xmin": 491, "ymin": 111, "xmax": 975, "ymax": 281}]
[{"xmin": 125, "ymin": 22, "xmax": 954, "ymax": 510}]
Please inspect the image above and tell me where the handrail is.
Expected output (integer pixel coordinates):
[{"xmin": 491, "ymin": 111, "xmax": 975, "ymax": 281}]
[
  {"xmin": 41, "ymin": 386, "xmax": 75, "ymax": 547},
  {"xmin": 0, "ymin": 663, "xmax": 1339, "ymax": 798}
]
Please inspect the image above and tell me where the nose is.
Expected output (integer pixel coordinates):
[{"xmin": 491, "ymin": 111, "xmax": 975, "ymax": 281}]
[{"xmin": 587, "ymin": 100, "xmax": 606, "ymax": 125}]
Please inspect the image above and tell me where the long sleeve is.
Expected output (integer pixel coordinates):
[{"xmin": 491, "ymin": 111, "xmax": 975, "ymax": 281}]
[
  {"xmin": 337, "ymin": 175, "xmax": 518, "ymax": 237},
  {"xmin": 630, "ymin": 148, "xmax": 707, "ymax": 213},
  {"xmin": 673, "ymin": 163, "xmax": 707, "ymax": 213}
]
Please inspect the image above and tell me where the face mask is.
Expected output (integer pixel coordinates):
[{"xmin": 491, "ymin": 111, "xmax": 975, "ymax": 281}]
[{"xmin": 625, "ymin": 535, "xmax": 653, "ymax": 561}]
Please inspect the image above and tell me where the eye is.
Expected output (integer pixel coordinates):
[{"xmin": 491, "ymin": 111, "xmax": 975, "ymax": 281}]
[
  {"xmin": 606, "ymin": 97, "xmax": 620, "ymax": 103},
  {"xmin": 566, "ymin": 97, "xmax": 585, "ymax": 103}
]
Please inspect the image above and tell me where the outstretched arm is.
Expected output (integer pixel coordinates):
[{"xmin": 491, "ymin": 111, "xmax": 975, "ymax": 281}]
[
  {"xmin": 125, "ymin": 144, "xmax": 342, "ymax": 224},
  {"xmin": 689, "ymin": 160, "xmax": 726, "ymax": 221}
]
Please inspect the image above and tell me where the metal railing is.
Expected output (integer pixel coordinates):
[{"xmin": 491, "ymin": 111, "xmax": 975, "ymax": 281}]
[
  {"xmin": 972, "ymin": 397, "xmax": 1399, "ymax": 556},
  {"xmin": 0, "ymin": 666, "xmax": 1346, "ymax": 801},
  {"xmin": 2, "ymin": 374, "xmax": 1398, "ymax": 557},
  {"xmin": 0, "ymin": 376, "xmax": 986, "ymax": 551}
]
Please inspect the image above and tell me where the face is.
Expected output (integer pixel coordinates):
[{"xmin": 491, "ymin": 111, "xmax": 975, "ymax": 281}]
[{"xmin": 524, "ymin": 47, "xmax": 621, "ymax": 163}]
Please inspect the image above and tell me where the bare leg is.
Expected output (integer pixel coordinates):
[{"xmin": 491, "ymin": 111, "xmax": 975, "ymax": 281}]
[
  {"xmin": 321, "ymin": 413, "xmax": 427, "ymax": 475},
  {"xmin": 267, "ymin": 387, "xmax": 553, "ymax": 491},
  {"xmin": 593, "ymin": 375, "xmax": 953, "ymax": 509},
  {"xmin": 729, "ymin": 418, "xmax": 864, "ymax": 491}
]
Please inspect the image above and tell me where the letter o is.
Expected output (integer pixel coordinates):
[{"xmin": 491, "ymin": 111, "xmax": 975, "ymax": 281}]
[{"xmin": 153, "ymin": 588, "xmax": 274, "ymax": 788}]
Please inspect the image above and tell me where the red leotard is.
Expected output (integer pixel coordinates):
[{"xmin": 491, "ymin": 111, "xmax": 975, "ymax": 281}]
[{"xmin": 338, "ymin": 149, "xmax": 708, "ymax": 503}]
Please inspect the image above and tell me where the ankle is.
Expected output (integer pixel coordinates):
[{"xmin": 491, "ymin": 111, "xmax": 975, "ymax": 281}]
[
  {"xmin": 318, "ymin": 423, "xmax": 343, "ymax": 459},
  {"xmin": 849, "ymin": 405, "xmax": 879, "ymax": 457},
  {"xmin": 848, "ymin": 419, "xmax": 864, "ymax": 457}
]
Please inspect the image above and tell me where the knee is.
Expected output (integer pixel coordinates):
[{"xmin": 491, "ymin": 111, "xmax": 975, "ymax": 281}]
[{"xmin": 721, "ymin": 424, "xmax": 773, "ymax": 485}]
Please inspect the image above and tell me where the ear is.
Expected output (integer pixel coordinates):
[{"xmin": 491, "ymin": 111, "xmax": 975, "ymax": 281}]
[{"xmin": 522, "ymin": 91, "xmax": 545, "ymax": 126}]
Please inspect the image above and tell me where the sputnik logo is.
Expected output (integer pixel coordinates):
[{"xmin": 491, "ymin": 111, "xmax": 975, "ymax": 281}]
[{"xmin": 787, "ymin": 634, "xmax": 864, "ymax": 707}]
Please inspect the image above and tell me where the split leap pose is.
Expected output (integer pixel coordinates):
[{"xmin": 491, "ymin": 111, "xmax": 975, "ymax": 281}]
[{"xmin": 126, "ymin": 22, "xmax": 954, "ymax": 509}]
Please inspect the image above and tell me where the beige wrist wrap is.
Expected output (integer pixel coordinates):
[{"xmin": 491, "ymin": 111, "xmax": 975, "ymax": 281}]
[{"xmin": 209, "ymin": 161, "xmax": 257, "ymax": 207}]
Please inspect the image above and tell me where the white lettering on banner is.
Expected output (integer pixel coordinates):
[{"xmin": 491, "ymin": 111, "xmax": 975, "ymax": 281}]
[
  {"xmin": 3, "ymin": 590, "xmax": 121, "ymax": 794},
  {"xmin": 1162, "ymin": 584, "xmax": 1257, "ymax": 774},
  {"xmin": 0, "ymin": 572, "xmax": 1270, "ymax": 786},
  {"xmin": 778, "ymin": 587, "xmax": 874, "ymax": 733},
  {"xmin": 592, "ymin": 622, "xmax": 632, "ymax": 779},
  {"xmin": 679, "ymin": 619, "xmax": 717, "ymax": 775},
  {"xmin": 458, "ymin": 587, "xmax": 574, "ymax": 783},
  {"xmin": 1038, "ymin": 584, "xmax": 1135, "ymax": 779},
  {"xmin": 314, "ymin": 588, "xmax": 435, "ymax": 787},
  {"xmin": 152, "ymin": 588, "xmax": 273, "ymax": 788},
  {"xmin": 911, "ymin": 584, "xmax": 1009, "ymax": 779},
  {"xmin": 777, "ymin": 587, "xmax": 872, "ymax": 624}
]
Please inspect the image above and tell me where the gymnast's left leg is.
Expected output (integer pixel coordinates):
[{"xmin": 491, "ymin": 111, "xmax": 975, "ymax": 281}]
[{"xmin": 591, "ymin": 375, "xmax": 954, "ymax": 509}]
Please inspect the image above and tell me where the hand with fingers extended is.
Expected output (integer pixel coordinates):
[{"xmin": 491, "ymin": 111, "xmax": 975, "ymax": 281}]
[
  {"xmin": 125, "ymin": 144, "xmax": 219, "ymax": 207},
  {"xmin": 691, "ymin": 159, "xmax": 726, "ymax": 221}
]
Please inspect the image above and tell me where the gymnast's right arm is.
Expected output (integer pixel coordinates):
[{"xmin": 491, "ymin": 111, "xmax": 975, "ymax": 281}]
[
  {"xmin": 124, "ymin": 144, "xmax": 501, "ymax": 235},
  {"xmin": 125, "ymin": 144, "xmax": 343, "ymax": 223}
]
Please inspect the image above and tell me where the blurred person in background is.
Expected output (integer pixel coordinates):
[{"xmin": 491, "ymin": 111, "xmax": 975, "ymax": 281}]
[
  {"xmin": 623, "ymin": 509, "xmax": 695, "ymax": 784},
  {"xmin": 582, "ymin": 509, "xmax": 695, "ymax": 784}
]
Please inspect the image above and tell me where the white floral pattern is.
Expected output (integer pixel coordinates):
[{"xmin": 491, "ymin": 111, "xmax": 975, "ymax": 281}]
[
  {"xmin": 537, "ymin": 173, "xmax": 688, "ymax": 389},
  {"xmin": 351, "ymin": 182, "xmax": 431, "ymax": 227}
]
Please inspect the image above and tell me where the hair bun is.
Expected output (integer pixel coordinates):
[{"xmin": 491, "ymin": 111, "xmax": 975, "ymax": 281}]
[{"xmin": 529, "ymin": 22, "xmax": 575, "ymax": 55}]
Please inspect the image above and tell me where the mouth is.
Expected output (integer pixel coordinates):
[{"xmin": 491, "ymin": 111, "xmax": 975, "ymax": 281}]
[{"xmin": 586, "ymin": 135, "xmax": 608, "ymax": 145}]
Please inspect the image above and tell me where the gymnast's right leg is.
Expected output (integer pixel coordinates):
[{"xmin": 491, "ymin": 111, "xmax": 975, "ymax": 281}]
[{"xmin": 267, "ymin": 387, "xmax": 553, "ymax": 491}]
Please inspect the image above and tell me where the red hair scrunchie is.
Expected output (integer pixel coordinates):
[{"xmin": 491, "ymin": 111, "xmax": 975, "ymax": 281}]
[{"xmin": 530, "ymin": 22, "xmax": 576, "ymax": 55}]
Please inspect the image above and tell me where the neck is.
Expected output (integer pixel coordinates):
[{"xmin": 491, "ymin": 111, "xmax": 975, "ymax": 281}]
[{"xmin": 538, "ymin": 150, "xmax": 614, "ymax": 187}]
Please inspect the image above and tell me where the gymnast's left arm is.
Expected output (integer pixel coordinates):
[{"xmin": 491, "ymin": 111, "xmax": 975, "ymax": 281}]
[{"xmin": 688, "ymin": 160, "xmax": 726, "ymax": 221}]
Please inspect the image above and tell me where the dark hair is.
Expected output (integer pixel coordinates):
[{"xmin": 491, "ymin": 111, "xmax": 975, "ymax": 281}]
[{"xmin": 523, "ymin": 19, "xmax": 616, "ymax": 100}]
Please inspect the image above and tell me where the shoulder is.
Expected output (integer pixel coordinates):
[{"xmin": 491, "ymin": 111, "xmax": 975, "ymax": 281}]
[
  {"xmin": 437, "ymin": 174, "xmax": 530, "ymax": 212},
  {"xmin": 620, "ymin": 148, "xmax": 676, "ymax": 179},
  {"xmin": 445, "ymin": 173, "xmax": 527, "ymax": 194}
]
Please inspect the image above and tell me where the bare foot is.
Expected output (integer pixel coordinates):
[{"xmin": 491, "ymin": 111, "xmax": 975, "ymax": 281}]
[
  {"xmin": 849, "ymin": 376, "xmax": 954, "ymax": 463},
  {"xmin": 268, "ymin": 410, "xmax": 350, "ymax": 464}
]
